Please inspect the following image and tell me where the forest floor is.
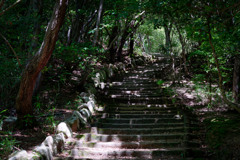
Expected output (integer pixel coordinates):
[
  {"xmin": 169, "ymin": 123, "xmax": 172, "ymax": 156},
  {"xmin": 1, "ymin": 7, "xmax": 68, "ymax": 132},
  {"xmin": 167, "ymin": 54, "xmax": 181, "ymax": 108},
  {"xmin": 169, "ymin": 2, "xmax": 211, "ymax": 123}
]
[{"xmin": 1, "ymin": 57, "xmax": 240, "ymax": 159}]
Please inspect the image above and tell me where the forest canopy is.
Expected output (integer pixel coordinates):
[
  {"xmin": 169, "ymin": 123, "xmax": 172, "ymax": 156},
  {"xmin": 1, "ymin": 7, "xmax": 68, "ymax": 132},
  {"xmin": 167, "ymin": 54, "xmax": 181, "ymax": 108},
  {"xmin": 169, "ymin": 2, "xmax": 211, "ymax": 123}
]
[{"xmin": 0, "ymin": 0, "xmax": 240, "ymax": 126}]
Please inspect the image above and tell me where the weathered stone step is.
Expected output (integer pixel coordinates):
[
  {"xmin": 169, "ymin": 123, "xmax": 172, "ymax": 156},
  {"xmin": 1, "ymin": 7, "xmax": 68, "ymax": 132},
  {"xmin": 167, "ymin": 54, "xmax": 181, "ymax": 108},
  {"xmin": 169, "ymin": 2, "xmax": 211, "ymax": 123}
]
[
  {"xmin": 107, "ymin": 94, "xmax": 170, "ymax": 98},
  {"xmin": 102, "ymin": 110, "xmax": 178, "ymax": 115},
  {"xmin": 76, "ymin": 133, "xmax": 198, "ymax": 142},
  {"xmin": 108, "ymin": 103, "xmax": 183, "ymax": 108},
  {"xmin": 98, "ymin": 113, "xmax": 181, "ymax": 119},
  {"xmin": 105, "ymin": 106, "xmax": 178, "ymax": 112},
  {"xmin": 76, "ymin": 140, "xmax": 200, "ymax": 149},
  {"xmin": 93, "ymin": 122, "xmax": 184, "ymax": 128},
  {"xmin": 108, "ymin": 86, "xmax": 160, "ymax": 90},
  {"xmin": 71, "ymin": 147, "xmax": 203, "ymax": 159},
  {"xmin": 109, "ymin": 81, "xmax": 157, "ymax": 85},
  {"xmin": 109, "ymin": 98, "xmax": 179, "ymax": 104},
  {"xmin": 93, "ymin": 127, "xmax": 189, "ymax": 134},
  {"xmin": 96, "ymin": 117, "xmax": 184, "ymax": 124}
]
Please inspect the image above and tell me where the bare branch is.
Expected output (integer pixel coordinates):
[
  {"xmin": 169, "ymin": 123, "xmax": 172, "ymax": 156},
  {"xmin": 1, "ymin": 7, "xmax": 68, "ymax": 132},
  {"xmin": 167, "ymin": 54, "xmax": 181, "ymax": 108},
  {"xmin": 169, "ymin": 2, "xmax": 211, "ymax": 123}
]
[
  {"xmin": 0, "ymin": 32, "xmax": 22, "ymax": 68},
  {"xmin": 0, "ymin": 0, "xmax": 21, "ymax": 16}
]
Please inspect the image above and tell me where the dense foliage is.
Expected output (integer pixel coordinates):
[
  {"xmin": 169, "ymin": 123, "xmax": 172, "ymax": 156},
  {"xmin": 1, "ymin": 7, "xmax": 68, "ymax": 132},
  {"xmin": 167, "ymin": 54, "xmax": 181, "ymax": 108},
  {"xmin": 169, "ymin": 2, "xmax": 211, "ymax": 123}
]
[{"xmin": 0, "ymin": 0, "xmax": 240, "ymax": 125}]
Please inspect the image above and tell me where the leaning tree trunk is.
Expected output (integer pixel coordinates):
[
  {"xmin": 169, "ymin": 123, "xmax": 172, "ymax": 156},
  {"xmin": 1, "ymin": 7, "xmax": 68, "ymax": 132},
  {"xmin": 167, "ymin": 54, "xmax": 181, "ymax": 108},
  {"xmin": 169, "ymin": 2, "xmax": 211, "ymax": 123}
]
[
  {"xmin": 16, "ymin": 0, "xmax": 68, "ymax": 127},
  {"xmin": 93, "ymin": 0, "xmax": 104, "ymax": 46}
]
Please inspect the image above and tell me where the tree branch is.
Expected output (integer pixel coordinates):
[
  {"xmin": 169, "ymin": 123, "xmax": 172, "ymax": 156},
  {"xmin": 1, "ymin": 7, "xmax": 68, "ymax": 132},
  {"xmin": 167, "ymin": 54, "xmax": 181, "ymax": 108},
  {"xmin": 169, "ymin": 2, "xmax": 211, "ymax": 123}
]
[
  {"xmin": 0, "ymin": 32, "xmax": 22, "ymax": 69},
  {"xmin": 0, "ymin": 0, "xmax": 21, "ymax": 16}
]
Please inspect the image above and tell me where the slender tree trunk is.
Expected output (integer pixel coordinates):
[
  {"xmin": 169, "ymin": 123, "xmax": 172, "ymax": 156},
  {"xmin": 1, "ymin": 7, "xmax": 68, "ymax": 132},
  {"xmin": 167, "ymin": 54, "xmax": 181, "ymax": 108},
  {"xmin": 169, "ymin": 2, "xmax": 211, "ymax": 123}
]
[
  {"xmin": 108, "ymin": 25, "xmax": 118, "ymax": 62},
  {"xmin": 129, "ymin": 32, "xmax": 134, "ymax": 56},
  {"xmin": 176, "ymin": 26, "xmax": 189, "ymax": 76},
  {"xmin": 207, "ymin": 20, "xmax": 240, "ymax": 113},
  {"xmin": 146, "ymin": 36, "xmax": 151, "ymax": 52},
  {"xmin": 93, "ymin": 0, "xmax": 104, "ymax": 46},
  {"xmin": 16, "ymin": 0, "xmax": 68, "ymax": 127},
  {"xmin": 163, "ymin": 23, "xmax": 172, "ymax": 54},
  {"xmin": 233, "ymin": 54, "xmax": 240, "ymax": 102},
  {"xmin": 70, "ymin": 0, "xmax": 87, "ymax": 44}
]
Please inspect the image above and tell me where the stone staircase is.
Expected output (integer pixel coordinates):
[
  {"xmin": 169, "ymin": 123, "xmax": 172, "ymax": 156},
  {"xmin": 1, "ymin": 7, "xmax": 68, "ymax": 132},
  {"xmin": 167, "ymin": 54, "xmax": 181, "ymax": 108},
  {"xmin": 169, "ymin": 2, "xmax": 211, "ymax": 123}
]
[{"xmin": 55, "ymin": 55, "xmax": 205, "ymax": 159}]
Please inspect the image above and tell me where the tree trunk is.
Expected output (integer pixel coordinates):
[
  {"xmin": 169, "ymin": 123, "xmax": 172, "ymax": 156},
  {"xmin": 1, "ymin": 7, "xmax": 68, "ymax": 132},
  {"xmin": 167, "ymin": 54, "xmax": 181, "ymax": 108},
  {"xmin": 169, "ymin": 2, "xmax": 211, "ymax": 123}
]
[
  {"xmin": 16, "ymin": 0, "xmax": 68, "ymax": 127},
  {"xmin": 129, "ymin": 32, "xmax": 134, "ymax": 56},
  {"xmin": 93, "ymin": 0, "xmax": 104, "ymax": 46},
  {"xmin": 163, "ymin": 23, "xmax": 172, "ymax": 54},
  {"xmin": 108, "ymin": 25, "xmax": 118, "ymax": 62},
  {"xmin": 207, "ymin": 20, "xmax": 240, "ymax": 113},
  {"xmin": 176, "ymin": 25, "xmax": 189, "ymax": 76},
  {"xmin": 233, "ymin": 54, "xmax": 240, "ymax": 102}
]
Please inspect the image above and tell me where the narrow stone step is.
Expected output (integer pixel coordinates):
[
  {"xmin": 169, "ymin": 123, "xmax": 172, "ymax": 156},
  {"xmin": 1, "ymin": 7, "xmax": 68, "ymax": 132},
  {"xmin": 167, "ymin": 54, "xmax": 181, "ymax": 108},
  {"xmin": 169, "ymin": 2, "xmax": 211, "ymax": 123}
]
[
  {"xmin": 108, "ymin": 103, "xmax": 183, "ymax": 108},
  {"xmin": 105, "ymin": 106, "xmax": 178, "ymax": 112},
  {"xmin": 71, "ymin": 147, "xmax": 203, "ymax": 159},
  {"xmin": 97, "ymin": 113, "xmax": 181, "ymax": 119},
  {"xmin": 94, "ymin": 127, "xmax": 189, "ymax": 134},
  {"xmin": 93, "ymin": 122, "xmax": 185, "ymax": 128},
  {"xmin": 96, "ymin": 118, "xmax": 184, "ymax": 124},
  {"xmin": 76, "ymin": 133, "xmax": 194, "ymax": 142},
  {"xmin": 76, "ymin": 140, "xmax": 200, "ymax": 149}
]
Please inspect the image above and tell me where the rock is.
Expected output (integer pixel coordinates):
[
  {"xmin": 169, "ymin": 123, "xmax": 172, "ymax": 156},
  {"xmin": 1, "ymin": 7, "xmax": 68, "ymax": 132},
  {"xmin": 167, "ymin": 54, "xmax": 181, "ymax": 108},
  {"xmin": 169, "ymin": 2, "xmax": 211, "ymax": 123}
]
[
  {"xmin": 56, "ymin": 122, "xmax": 72, "ymax": 139},
  {"xmin": 87, "ymin": 101, "xmax": 95, "ymax": 114},
  {"xmin": 92, "ymin": 72, "xmax": 101, "ymax": 88},
  {"xmin": 80, "ymin": 108, "xmax": 91, "ymax": 119},
  {"xmin": 33, "ymin": 144, "xmax": 52, "ymax": 160},
  {"xmin": 65, "ymin": 114, "xmax": 80, "ymax": 132},
  {"xmin": 54, "ymin": 133, "xmax": 65, "ymax": 153},
  {"xmin": 42, "ymin": 136, "xmax": 58, "ymax": 156},
  {"xmin": 8, "ymin": 150, "xmax": 28, "ymax": 160},
  {"xmin": 73, "ymin": 110, "xmax": 88, "ymax": 125},
  {"xmin": 99, "ymin": 82, "xmax": 105, "ymax": 89}
]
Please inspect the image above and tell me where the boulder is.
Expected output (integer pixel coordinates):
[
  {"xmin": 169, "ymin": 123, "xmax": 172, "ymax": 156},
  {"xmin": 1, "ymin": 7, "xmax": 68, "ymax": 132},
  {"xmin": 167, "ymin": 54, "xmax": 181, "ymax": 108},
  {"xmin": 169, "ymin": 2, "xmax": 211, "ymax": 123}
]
[
  {"xmin": 33, "ymin": 144, "xmax": 52, "ymax": 160},
  {"xmin": 56, "ymin": 122, "xmax": 72, "ymax": 139}
]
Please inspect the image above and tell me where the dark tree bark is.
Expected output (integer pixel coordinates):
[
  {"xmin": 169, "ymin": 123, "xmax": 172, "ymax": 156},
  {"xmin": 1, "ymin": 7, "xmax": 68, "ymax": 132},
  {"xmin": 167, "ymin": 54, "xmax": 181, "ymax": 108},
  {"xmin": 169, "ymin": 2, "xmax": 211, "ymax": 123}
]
[
  {"xmin": 117, "ymin": 12, "xmax": 145, "ymax": 61},
  {"xmin": 93, "ymin": 0, "xmax": 104, "ymax": 46},
  {"xmin": 176, "ymin": 25, "xmax": 189, "ymax": 76},
  {"xmin": 16, "ymin": 0, "xmax": 68, "ymax": 126},
  {"xmin": 163, "ymin": 22, "xmax": 172, "ymax": 53},
  {"xmin": 108, "ymin": 25, "xmax": 118, "ymax": 62},
  {"xmin": 69, "ymin": 0, "xmax": 87, "ymax": 44},
  {"xmin": 129, "ymin": 32, "xmax": 134, "ymax": 56}
]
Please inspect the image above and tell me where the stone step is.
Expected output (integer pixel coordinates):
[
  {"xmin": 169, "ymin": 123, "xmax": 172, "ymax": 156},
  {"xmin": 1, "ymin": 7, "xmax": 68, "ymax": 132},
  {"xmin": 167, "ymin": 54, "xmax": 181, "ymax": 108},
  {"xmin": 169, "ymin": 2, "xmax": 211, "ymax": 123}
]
[
  {"xmin": 76, "ymin": 140, "xmax": 200, "ymax": 149},
  {"xmin": 97, "ymin": 113, "xmax": 181, "ymax": 119},
  {"xmin": 109, "ymin": 98, "xmax": 178, "ymax": 104},
  {"xmin": 92, "ymin": 127, "xmax": 190, "ymax": 134},
  {"xmin": 96, "ymin": 118, "xmax": 184, "ymax": 124},
  {"xmin": 108, "ymin": 86, "xmax": 161, "ymax": 90},
  {"xmin": 108, "ymin": 103, "xmax": 183, "ymax": 108},
  {"xmin": 76, "ymin": 133, "xmax": 199, "ymax": 142},
  {"xmin": 102, "ymin": 110, "xmax": 178, "ymax": 115},
  {"xmin": 104, "ymin": 106, "xmax": 178, "ymax": 112},
  {"xmin": 107, "ymin": 94, "xmax": 170, "ymax": 98},
  {"xmin": 93, "ymin": 122, "xmax": 185, "ymax": 128},
  {"xmin": 71, "ymin": 147, "xmax": 203, "ymax": 159}
]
